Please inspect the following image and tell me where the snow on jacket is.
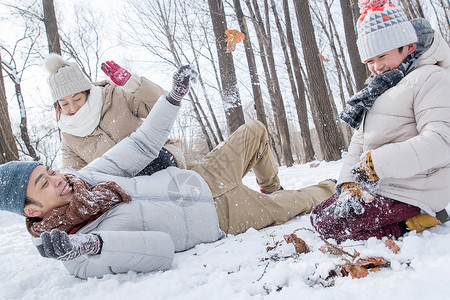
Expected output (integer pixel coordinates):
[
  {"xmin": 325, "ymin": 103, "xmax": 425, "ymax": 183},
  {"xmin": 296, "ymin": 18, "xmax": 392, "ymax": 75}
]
[
  {"xmin": 59, "ymin": 96, "xmax": 223, "ymax": 279},
  {"xmin": 60, "ymin": 77, "xmax": 185, "ymax": 171},
  {"xmin": 338, "ymin": 31, "xmax": 450, "ymax": 216}
]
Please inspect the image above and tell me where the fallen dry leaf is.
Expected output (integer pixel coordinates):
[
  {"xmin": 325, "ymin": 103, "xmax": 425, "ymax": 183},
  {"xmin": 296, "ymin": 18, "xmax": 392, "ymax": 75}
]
[
  {"xmin": 385, "ymin": 239, "xmax": 400, "ymax": 254},
  {"xmin": 356, "ymin": 257, "xmax": 389, "ymax": 268},
  {"xmin": 319, "ymin": 244, "xmax": 346, "ymax": 256},
  {"xmin": 284, "ymin": 233, "xmax": 310, "ymax": 254},
  {"xmin": 345, "ymin": 264, "xmax": 369, "ymax": 279}
]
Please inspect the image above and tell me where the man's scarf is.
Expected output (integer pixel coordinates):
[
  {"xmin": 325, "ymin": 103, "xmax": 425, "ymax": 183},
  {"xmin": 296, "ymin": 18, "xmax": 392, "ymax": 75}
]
[
  {"xmin": 26, "ymin": 174, "xmax": 131, "ymax": 237},
  {"xmin": 340, "ymin": 18, "xmax": 434, "ymax": 129}
]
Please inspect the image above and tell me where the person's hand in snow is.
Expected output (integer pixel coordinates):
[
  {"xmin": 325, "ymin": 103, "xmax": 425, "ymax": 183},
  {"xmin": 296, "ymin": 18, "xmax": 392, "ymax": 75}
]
[
  {"xmin": 166, "ymin": 65, "xmax": 198, "ymax": 106},
  {"xmin": 325, "ymin": 182, "xmax": 374, "ymax": 218},
  {"xmin": 350, "ymin": 151, "xmax": 380, "ymax": 195},
  {"xmin": 35, "ymin": 229, "xmax": 103, "ymax": 261},
  {"xmin": 101, "ymin": 61, "xmax": 131, "ymax": 86}
]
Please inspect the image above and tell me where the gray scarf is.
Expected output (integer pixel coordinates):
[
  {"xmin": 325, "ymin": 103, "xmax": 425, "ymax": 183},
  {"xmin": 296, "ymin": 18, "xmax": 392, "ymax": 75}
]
[{"xmin": 340, "ymin": 19, "xmax": 435, "ymax": 129}]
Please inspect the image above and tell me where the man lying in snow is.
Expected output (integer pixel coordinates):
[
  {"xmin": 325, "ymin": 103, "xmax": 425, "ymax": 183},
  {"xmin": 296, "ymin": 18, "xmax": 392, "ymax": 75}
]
[{"xmin": 0, "ymin": 65, "xmax": 335, "ymax": 279}]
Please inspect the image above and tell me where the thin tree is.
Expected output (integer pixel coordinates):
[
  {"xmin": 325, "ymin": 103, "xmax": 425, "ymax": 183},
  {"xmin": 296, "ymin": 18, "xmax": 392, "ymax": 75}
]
[
  {"xmin": 0, "ymin": 50, "xmax": 19, "ymax": 163},
  {"xmin": 233, "ymin": 0, "xmax": 268, "ymax": 128},
  {"xmin": 207, "ymin": 0, "xmax": 245, "ymax": 134},
  {"xmin": 1, "ymin": 47, "xmax": 40, "ymax": 161},
  {"xmin": 42, "ymin": 0, "xmax": 61, "ymax": 54},
  {"xmin": 281, "ymin": 0, "xmax": 315, "ymax": 162},
  {"xmin": 339, "ymin": 0, "xmax": 367, "ymax": 91},
  {"xmin": 293, "ymin": 0, "xmax": 346, "ymax": 161},
  {"xmin": 245, "ymin": 0, "xmax": 294, "ymax": 166}
]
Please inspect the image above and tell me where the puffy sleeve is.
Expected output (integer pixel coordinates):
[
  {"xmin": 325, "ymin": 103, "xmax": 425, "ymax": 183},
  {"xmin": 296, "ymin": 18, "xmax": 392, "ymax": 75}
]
[
  {"xmin": 80, "ymin": 96, "xmax": 180, "ymax": 177},
  {"xmin": 62, "ymin": 231, "xmax": 175, "ymax": 279}
]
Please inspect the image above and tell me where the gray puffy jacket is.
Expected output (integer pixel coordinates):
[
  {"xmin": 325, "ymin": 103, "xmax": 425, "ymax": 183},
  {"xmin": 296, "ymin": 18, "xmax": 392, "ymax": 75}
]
[{"xmin": 59, "ymin": 97, "xmax": 223, "ymax": 279}]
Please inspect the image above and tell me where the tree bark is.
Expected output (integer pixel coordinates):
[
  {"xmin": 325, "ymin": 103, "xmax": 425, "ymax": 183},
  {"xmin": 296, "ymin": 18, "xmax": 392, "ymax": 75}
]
[
  {"xmin": 207, "ymin": 0, "xmax": 245, "ymax": 134},
  {"xmin": 233, "ymin": 0, "xmax": 268, "ymax": 128},
  {"xmin": 42, "ymin": 0, "xmax": 61, "ymax": 54},
  {"xmin": 339, "ymin": 0, "xmax": 367, "ymax": 91},
  {"xmin": 0, "ymin": 51, "xmax": 19, "ymax": 163},
  {"xmin": 274, "ymin": 0, "xmax": 315, "ymax": 163},
  {"xmin": 293, "ymin": 0, "xmax": 346, "ymax": 161}
]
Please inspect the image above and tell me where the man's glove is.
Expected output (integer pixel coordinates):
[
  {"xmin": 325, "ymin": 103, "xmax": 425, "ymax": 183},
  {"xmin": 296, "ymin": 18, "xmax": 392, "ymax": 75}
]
[
  {"xmin": 101, "ymin": 60, "xmax": 131, "ymax": 86},
  {"xmin": 36, "ymin": 229, "xmax": 103, "ymax": 261},
  {"xmin": 166, "ymin": 65, "xmax": 198, "ymax": 106},
  {"xmin": 350, "ymin": 152, "xmax": 380, "ymax": 194},
  {"xmin": 325, "ymin": 182, "xmax": 374, "ymax": 218},
  {"xmin": 405, "ymin": 214, "xmax": 439, "ymax": 232}
]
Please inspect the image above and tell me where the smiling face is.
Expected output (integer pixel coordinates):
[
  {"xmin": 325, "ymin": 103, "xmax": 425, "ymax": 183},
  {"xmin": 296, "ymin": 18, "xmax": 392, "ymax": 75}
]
[
  {"xmin": 57, "ymin": 92, "xmax": 87, "ymax": 116},
  {"xmin": 365, "ymin": 43, "xmax": 417, "ymax": 75},
  {"xmin": 24, "ymin": 165, "xmax": 74, "ymax": 218}
]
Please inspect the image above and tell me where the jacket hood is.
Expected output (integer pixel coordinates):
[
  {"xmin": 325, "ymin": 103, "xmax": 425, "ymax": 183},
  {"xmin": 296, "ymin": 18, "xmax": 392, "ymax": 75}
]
[{"xmin": 418, "ymin": 29, "xmax": 450, "ymax": 71}]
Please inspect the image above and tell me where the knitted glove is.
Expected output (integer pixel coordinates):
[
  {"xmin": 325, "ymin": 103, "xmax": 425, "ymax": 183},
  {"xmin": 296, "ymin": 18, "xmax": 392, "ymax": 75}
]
[
  {"xmin": 405, "ymin": 214, "xmax": 439, "ymax": 232},
  {"xmin": 101, "ymin": 60, "xmax": 131, "ymax": 86},
  {"xmin": 325, "ymin": 182, "xmax": 374, "ymax": 218},
  {"xmin": 36, "ymin": 229, "xmax": 103, "ymax": 261},
  {"xmin": 166, "ymin": 65, "xmax": 198, "ymax": 106},
  {"xmin": 350, "ymin": 151, "xmax": 380, "ymax": 195}
]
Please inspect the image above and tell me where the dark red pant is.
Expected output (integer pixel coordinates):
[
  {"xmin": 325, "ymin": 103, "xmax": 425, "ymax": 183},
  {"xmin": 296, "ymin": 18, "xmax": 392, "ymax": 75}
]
[{"xmin": 311, "ymin": 193, "xmax": 420, "ymax": 243}]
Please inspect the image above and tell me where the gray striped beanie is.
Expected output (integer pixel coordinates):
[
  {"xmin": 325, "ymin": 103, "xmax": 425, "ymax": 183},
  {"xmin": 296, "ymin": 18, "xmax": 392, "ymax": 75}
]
[{"xmin": 357, "ymin": 0, "xmax": 417, "ymax": 62}]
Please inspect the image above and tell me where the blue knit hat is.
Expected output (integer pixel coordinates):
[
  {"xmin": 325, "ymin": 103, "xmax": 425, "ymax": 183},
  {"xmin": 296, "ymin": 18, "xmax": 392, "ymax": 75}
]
[{"xmin": 0, "ymin": 161, "xmax": 40, "ymax": 215}]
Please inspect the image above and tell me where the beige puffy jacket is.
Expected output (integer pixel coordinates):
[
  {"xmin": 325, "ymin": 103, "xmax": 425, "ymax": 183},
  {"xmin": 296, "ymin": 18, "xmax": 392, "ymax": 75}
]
[
  {"xmin": 60, "ymin": 78, "xmax": 185, "ymax": 171},
  {"xmin": 338, "ymin": 32, "xmax": 450, "ymax": 216}
]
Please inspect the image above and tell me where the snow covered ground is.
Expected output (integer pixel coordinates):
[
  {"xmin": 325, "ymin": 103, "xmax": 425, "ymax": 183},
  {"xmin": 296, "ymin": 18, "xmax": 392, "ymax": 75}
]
[{"xmin": 1, "ymin": 159, "xmax": 449, "ymax": 300}]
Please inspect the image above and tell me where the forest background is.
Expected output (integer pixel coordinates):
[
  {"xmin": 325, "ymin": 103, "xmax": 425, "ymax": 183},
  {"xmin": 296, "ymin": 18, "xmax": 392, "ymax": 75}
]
[{"xmin": 0, "ymin": 0, "xmax": 449, "ymax": 170}]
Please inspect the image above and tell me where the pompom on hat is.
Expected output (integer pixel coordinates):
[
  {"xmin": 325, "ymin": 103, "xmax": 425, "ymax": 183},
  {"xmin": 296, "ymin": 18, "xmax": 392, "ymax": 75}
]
[
  {"xmin": 356, "ymin": 0, "xmax": 417, "ymax": 62},
  {"xmin": 0, "ymin": 161, "xmax": 40, "ymax": 215},
  {"xmin": 44, "ymin": 53, "xmax": 92, "ymax": 101}
]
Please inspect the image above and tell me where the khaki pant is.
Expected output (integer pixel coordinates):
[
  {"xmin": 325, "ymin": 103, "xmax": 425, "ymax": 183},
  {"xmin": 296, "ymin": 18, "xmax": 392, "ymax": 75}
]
[{"xmin": 190, "ymin": 120, "xmax": 335, "ymax": 235}]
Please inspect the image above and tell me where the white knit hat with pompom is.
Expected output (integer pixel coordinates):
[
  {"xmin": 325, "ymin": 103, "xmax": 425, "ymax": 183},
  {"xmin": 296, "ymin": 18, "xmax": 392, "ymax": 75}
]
[
  {"xmin": 44, "ymin": 53, "xmax": 92, "ymax": 101},
  {"xmin": 356, "ymin": 0, "xmax": 417, "ymax": 62}
]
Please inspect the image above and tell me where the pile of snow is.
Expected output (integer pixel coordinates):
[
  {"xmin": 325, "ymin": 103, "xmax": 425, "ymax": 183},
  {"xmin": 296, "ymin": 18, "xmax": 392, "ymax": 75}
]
[{"xmin": 1, "ymin": 159, "xmax": 449, "ymax": 299}]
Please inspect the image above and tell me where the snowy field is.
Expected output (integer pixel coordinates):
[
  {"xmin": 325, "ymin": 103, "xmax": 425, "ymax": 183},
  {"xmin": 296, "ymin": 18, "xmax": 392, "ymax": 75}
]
[{"xmin": 1, "ymin": 159, "xmax": 449, "ymax": 300}]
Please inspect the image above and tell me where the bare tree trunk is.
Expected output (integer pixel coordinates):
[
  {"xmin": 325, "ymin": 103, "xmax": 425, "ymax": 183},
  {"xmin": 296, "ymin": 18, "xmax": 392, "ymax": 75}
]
[
  {"xmin": 245, "ymin": 0, "xmax": 294, "ymax": 166},
  {"xmin": 207, "ymin": 0, "xmax": 245, "ymax": 134},
  {"xmin": 0, "ymin": 51, "xmax": 19, "ymax": 163},
  {"xmin": 233, "ymin": 0, "xmax": 268, "ymax": 128},
  {"xmin": 42, "ymin": 0, "xmax": 61, "ymax": 54},
  {"xmin": 272, "ymin": 0, "xmax": 314, "ymax": 163},
  {"xmin": 151, "ymin": 1, "xmax": 214, "ymax": 150},
  {"xmin": 293, "ymin": 0, "xmax": 346, "ymax": 161},
  {"xmin": 339, "ymin": 0, "xmax": 367, "ymax": 91},
  {"xmin": 177, "ymin": 3, "xmax": 223, "ymax": 144},
  {"xmin": 282, "ymin": 0, "xmax": 315, "ymax": 162},
  {"xmin": 1, "ymin": 60, "xmax": 39, "ymax": 161},
  {"xmin": 399, "ymin": 0, "xmax": 424, "ymax": 19}
]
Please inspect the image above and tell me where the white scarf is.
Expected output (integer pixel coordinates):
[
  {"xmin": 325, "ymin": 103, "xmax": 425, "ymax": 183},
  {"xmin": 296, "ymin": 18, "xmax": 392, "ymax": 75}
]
[{"xmin": 57, "ymin": 86, "xmax": 103, "ymax": 137}]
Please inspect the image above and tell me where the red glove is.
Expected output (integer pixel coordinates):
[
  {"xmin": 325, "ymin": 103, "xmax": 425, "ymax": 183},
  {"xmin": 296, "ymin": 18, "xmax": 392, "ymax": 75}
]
[{"xmin": 101, "ymin": 61, "xmax": 131, "ymax": 86}]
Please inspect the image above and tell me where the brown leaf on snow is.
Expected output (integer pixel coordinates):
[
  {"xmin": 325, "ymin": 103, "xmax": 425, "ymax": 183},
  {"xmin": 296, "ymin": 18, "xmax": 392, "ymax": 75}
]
[
  {"xmin": 319, "ymin": 244, "xmax": 346, "ymax": 256},
  {"xmin": 344, "ymin": 264, "xmax": 369, "ymax": 279},
  {"xmin": 284, "ymin": 233, "xmax": 310, "ymax": 254},
  {"xmin": 385, "ymin": 239, "xmax": 400, "ymax": 254},
  {"xmin": 353, "ymin": 249, "xmax": 360, "ymax": 257},
  {"xmin": 356, "ymin": 257, "xmax": 389, "ymax": 268}
]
